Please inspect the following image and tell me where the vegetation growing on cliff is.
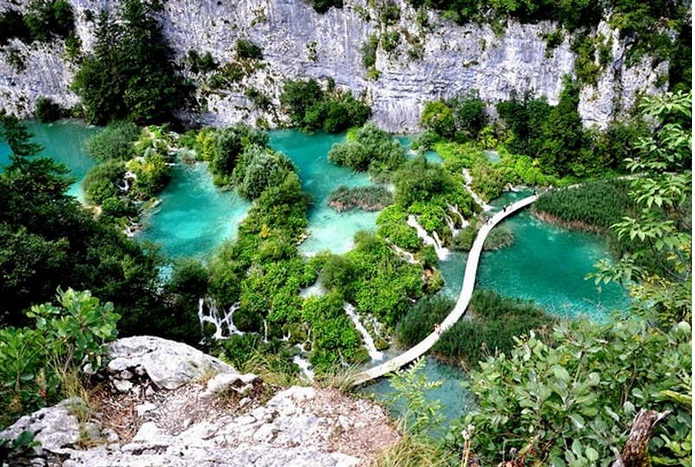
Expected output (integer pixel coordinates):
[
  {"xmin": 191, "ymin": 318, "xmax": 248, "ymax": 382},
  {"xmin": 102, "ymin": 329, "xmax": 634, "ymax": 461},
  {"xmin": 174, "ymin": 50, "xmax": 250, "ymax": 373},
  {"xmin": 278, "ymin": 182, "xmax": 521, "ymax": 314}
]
[
  {"xmin": 72, "ymin": 0, "xmax": 190, "ymax": 125},
  {"xmin": 0, "ymin": 0, "xmax": 75, "ymax": 46},
  {"xmin": 280, "ymin": 79, "xmax": 371, "ymax": 133}
]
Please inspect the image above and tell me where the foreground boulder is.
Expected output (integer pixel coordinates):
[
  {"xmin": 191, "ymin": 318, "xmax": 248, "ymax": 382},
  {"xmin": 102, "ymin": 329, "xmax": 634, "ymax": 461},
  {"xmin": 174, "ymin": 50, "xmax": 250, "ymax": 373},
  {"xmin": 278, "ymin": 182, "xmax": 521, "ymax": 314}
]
[{"xmin": 0, "ymin": 336, "xmax": 399, "ymax": 466}]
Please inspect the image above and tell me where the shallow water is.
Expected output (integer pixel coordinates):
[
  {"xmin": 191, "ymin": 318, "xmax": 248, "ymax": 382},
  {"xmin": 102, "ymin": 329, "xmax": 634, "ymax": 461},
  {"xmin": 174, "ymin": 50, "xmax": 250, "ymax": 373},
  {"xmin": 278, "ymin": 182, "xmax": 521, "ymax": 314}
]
[
  {"xmin": 0, "ymin": 120, "xmax": 98, "ymax": 201},
  {"xmin": 269, "ymin": 130, "xmax": 380, "ymax": 255},
  {"xmin": 361, "ymin": 355, "xmax": 475, "ymax": 436},
  {"xmin": 136, "ymin": 162, "xmax": 251, "ymax": 259}
]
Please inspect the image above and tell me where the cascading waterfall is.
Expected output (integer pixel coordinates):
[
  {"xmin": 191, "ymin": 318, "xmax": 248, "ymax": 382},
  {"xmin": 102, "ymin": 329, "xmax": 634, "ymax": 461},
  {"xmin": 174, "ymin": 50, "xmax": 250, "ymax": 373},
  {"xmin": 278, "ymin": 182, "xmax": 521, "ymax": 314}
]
[
  {"xmin": 197, "ymin": 297, "xmax": 244, "ymax": 339},
  {"xmin": 117, "ymin": 171, "xmax": 137, "ymax": 192},
  {"xmin": 263, "ymin": 319, "xmax": 269, "ymax": 344},
  {"xmin": 293, "ymin": 354, "xmax": 315, "ymax": 381},
  {"xmin": 448, "ymin": 203, "xmax": 469, "ymax": 229},
  {"xmin": 406, "ymin": 215, "xmax": 450, "ymax": 260},
  {"xmin": 445, "ymin": 215, "xmax": 460, "ymax": 238},
  {"xmin": 390, "ymin": 244, "xmax": 418, "ymax": 264},
  {"xmin": 462, "ymin": 169, "xmax": 493, "ymax": 211},
  {"xmin": 344, "ymin": 303, "xmax": 383, "ymax": 361}
]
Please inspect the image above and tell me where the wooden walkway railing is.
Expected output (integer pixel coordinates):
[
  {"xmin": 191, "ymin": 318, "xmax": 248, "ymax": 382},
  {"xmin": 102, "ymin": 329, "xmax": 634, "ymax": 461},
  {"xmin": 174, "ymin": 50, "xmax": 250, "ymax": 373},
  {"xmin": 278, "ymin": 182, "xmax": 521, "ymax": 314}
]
[{"xmin": 351, "ymin": 194, "xmax": 538, "ymax": 386}]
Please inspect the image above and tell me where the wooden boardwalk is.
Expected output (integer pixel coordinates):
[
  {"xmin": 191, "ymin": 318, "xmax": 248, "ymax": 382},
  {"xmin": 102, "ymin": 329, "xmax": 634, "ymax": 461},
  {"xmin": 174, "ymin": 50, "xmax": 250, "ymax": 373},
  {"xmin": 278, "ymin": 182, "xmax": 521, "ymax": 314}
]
[{"xmin": 351, "ymin": 194, "xmax": 538, "ymax": 386}]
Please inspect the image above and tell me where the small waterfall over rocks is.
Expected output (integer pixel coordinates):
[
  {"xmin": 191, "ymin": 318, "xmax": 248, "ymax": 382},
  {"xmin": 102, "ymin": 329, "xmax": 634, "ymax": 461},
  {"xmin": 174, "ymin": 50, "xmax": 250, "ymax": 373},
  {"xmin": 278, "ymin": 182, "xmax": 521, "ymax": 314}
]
[
  {"xmin": 344, "ymin": 303, "xmax": 383, "ymax": 361},
  {"xmin": 406, "ymin": 215, "xmax": 450, "ymax": 260},
  {"xmin": 462, "ymin": 169, "xmax": 494, "ymax": 212},
  {"xmin": 197, "ymin": 298, "xmax": 244, "ymax": 340}
]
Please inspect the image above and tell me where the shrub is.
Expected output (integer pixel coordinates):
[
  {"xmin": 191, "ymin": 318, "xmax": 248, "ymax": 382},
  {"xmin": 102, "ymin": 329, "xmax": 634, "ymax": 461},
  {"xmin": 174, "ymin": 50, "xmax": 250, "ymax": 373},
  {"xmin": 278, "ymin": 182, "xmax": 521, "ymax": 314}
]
[
  {"xmin": 328, "ymin": 123, "xmax": 405, "ymax": 177},
  {"xmin": 280, "ymin": 79, "xmax": 371, "ymax": 133},
  {"xmin": 86, "ymin": 121, "xmax": 140, "ymax": 162},
  {"xmin": 1, "ymin": 289, "xmax": 119, "ymax": 426},
  {"xmin": 232, "ymin": 146, "xmax": 296, "ymax": 200},
  {"xmin": 309, "ymin": 0, "xmax": 343, "ymax": 13},
  {"xmin": 83, "ymin": 160, "xmax": 126, "ymax": 205},
  {"xmin": 34, "ymin": 97, "xmax": 62, "ymax": 123},
  {"xmin": 235, "ymin": 38, "xmax": 263, "ymax": 60}
]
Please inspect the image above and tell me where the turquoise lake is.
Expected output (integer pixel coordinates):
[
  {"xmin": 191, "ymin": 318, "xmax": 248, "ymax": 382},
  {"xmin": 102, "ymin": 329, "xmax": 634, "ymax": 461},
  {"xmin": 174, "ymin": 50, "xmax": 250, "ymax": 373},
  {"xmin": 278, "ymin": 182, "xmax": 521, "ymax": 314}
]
[
  {"xmin": 4, "ymin": 121, "xmax": 631, "ymax": 431},
  {"xmin": 0, "ymin": 120, "xmax": 98, "ymax": 201}
]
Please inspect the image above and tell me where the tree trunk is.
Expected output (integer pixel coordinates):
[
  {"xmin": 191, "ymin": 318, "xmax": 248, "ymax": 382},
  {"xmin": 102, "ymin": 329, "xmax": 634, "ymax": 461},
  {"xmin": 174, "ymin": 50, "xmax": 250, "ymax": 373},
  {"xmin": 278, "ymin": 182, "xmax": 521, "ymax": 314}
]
[{"xmin": 612, "ymin": 409, "xmax": 671, "ymax": 467}]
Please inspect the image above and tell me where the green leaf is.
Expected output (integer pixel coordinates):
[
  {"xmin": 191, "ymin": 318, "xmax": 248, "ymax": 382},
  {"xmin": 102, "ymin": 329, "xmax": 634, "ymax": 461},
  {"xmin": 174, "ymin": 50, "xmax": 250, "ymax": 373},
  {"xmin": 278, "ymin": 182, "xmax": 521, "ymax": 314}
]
[{"xmin": 585, "ymin": 446, "xmax": 599, "ymax": 462}]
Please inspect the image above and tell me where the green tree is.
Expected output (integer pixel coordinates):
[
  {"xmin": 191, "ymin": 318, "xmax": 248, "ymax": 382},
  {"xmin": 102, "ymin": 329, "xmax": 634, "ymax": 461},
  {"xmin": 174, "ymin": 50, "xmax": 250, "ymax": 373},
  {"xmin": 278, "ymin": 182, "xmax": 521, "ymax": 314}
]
[
  {"xmin": 0, "ymin": 116, "xmax": 161, "ymax": 334},
  {"xmin": 72, "ymin": 0, "xmax": 190, "ymax": 124},
  {"xmin": 593, "ymin": 90, "xmax": 692, "ymax": 326},
  {"xmin": 209, "ymin": 124, "xmax": 269, "ymax": 186},
  {"xmin": 453, "ymin": 319, "xmax": 692, "ymax": 465}
]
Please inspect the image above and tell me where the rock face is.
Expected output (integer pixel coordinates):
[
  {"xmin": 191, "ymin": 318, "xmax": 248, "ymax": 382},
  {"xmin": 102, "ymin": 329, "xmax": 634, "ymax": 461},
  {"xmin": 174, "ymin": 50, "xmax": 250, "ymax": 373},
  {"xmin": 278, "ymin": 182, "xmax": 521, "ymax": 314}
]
[
  {"xmin": 0, "ymin": 336, "xmax": 400, "ymax": 466},
  {"xmin": 0, "ymin": 0, "xmax": 669, "ymax": 130}
]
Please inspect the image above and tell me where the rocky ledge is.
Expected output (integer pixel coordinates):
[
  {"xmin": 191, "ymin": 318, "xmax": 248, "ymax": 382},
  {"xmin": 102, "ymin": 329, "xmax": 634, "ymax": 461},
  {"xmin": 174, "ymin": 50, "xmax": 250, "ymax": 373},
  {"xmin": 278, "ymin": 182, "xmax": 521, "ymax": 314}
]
[{"xmin": 0, "ymin": 336, "xmax": 399, "ymax": 466}]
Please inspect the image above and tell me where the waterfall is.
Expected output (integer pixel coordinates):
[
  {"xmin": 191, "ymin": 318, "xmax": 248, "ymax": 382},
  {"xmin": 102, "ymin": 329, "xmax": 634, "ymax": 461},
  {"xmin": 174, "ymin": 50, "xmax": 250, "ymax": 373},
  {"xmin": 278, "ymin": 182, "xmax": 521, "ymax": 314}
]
[
  {"xmin": 445, "ymin": 215, "xmax": 460, "ymax": 238},
  {"xmin": 391, "ymin": 244, "xmax": 418, "ymax": 264},
  {"xmin": 448, "ymin": 204, "xmax": 469, "ymax": 229},
  {"xmin": 263, "ymin": 319, "xmax": 269, "ymax": 343},
  {"xmin": 406, "ymin": 215, "xmax": 450, "ymax": 260},
  {"xmin": 293, "ymin": 355, "xmax": 315, "ymax": 382},
  {"xmin": 462, "ymin": 169, "xmax": 493, "ymax": 211},
  {"xmin": 197, "ymin": 298, "xmax": 244, "ymax": 340},
  {"xmin": 344, "ymin": 303, "xmax": 383, "ymax": 361}
]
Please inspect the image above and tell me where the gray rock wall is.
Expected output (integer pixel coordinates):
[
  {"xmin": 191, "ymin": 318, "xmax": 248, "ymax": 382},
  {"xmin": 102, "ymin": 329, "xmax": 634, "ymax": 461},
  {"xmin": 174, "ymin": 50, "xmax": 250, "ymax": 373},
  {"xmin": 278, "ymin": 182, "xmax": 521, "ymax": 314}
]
[{"xmin": 0, "ymin": 0, "xmax": 668, "ymax": 130}]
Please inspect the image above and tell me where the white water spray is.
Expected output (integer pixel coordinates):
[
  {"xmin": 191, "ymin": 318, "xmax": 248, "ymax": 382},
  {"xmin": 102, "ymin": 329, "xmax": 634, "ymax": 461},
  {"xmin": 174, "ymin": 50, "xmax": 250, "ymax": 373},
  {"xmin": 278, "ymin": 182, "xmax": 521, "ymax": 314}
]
[
  {"xmin": 344, "ymin": 303, "xmax": 383, "ymax": 361},
  {"xmin": 462, "ymin": 169, "xmax": 493, "ymax": 211},
  {"xmin": 293, "ymin": 355, "xmax": 315, "ymax": 381},
  {"xmin": 406, "ymin": 215, "xmax": 450, "ymax": 260},
  {"xmin": 197, "ymin": 298, "xmax": 244, "ymax": 339}
]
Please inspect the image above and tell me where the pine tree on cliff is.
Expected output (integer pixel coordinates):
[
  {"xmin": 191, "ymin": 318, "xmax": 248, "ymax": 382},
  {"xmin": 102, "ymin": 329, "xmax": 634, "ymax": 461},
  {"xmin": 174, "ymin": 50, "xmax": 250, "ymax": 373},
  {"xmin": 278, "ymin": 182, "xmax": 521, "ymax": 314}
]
[{"xmin": 72, "ymin": 0, "xmax": 190, "ymax": 125}]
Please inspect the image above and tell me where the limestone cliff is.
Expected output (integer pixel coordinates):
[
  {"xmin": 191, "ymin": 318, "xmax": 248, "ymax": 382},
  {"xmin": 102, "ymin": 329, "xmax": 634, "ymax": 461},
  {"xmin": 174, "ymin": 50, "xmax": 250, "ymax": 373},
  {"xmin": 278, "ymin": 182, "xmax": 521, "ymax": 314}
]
[{"xmin": 0, "ymin": 0, "xmax": 669, "ymax": 130}]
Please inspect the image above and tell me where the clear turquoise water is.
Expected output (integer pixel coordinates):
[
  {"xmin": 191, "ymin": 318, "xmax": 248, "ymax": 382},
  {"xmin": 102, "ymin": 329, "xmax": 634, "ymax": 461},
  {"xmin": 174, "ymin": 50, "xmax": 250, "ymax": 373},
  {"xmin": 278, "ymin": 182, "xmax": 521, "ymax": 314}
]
[
  {"xmin": 0, "ymin": 120, "xmax": 98, "ymax": 200},
  {"xmin": 269, "ymin": 130, "xmax": 380, "ymax": 255},
  {"xmin": 362, "ymin": 355, "xmax": 475, "ymax": 436},
  {"xmin": 5, "ymin": 122, "xmax": 634, "ymax": 433},
  {"xmin": 136, "ymin": 162, "xmax": 251, "ymax": 259}
]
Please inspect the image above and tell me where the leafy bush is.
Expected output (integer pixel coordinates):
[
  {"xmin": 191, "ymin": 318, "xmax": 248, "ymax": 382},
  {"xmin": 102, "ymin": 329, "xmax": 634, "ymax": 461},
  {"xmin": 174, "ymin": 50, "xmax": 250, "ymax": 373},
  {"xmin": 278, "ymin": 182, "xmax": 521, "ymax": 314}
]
[
  {"xmin": 235, "ymin": 38, "xmax": 263, "ymax": 60},
  {"xmin": 34, "ymin": 97, "xmax": 62, "ymax": 123},
  {"xmin": 393, "ymin": 156, "xmax": 453, "ymax": 208},
  {"xmin": 86, "ymin": 121, "xmax": 140, "ymax": 162},
  {"xmin": 309, "ymin": 0, "xmax": 343, "ymax": 13},
  {"xmin": 0, "ymin": 289, "xmax": 119, "ymax": 426},
  {"xmin": 231, "ymin": 146, "xmax": 296, "ymax": 200},
  {"xmin": 452, "ymin": 318, "xmax": 692, "ymax": 466},
  {"xmin": 328, "ymin": 123, "xmax": 405, "ymax": 177},
  {"xmin": 24, "ymin": 0, "xmax": 75, "ymax": 43},
  {"xmin": 280, "ymin": 78, "xmax": 371, "ymax": 133},
  {"xmin": 421, "ymin": 92, "xmax": 487, "ymax": 141},
  {"xmin": 303, "ymin": 293, "xmax": 365, "ymax": 371},
  {"xmin": 83, "ymin": 160, "xmax": 126, "ymax": 205},
  {"xmin": 208, "ymin": 124, "xmax": 269, "ymax": 186},
  {"xmin": 361, "ymin": 34, "xmax": 379, "ymax": 69}
]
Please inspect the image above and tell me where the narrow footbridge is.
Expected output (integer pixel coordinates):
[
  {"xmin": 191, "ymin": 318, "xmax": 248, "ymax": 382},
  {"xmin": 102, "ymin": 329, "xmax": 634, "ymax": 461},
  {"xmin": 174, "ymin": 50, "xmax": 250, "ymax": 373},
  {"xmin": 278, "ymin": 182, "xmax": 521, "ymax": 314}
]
[{"xmin": 351, "ymin": 194, "xmax": 538, "ymax": 386}]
